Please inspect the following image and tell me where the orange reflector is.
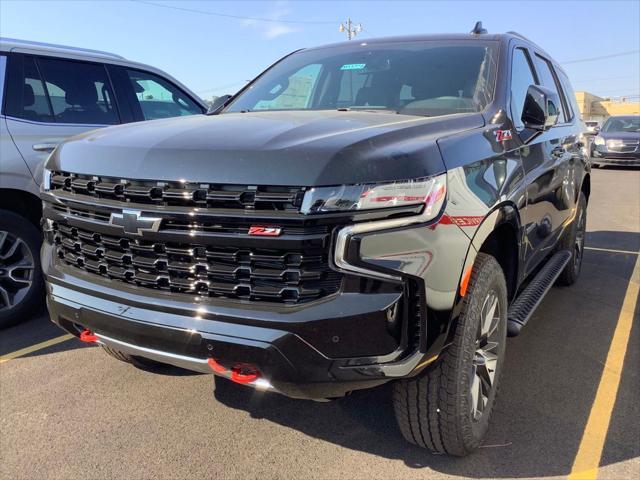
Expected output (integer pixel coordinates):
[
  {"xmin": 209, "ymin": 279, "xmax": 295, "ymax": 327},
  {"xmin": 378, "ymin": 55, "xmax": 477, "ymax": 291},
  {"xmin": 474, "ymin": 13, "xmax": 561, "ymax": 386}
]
[{"xmin": 460, "ymin": 265, "xmax": 473, "ymax": 297}]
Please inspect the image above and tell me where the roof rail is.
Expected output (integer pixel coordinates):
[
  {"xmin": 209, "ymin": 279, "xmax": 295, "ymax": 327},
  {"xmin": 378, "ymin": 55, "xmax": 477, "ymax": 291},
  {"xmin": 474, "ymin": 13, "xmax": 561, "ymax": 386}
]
[
  {"xmin": 506, "ymin": 31, "xmax": 534, "ymax": 43},
  {"xmin": 0, "ymin": 37, "xmax": 125, "ymax": 60}
]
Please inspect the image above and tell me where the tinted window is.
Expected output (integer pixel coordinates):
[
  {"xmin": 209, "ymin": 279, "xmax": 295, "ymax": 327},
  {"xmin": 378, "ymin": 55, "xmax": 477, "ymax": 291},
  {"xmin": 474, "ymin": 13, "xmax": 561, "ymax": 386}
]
[
  {"xmin": 254, "ymin": 64, "xmax": 323, "ymax": 110},
  {"xmin": 601, "ymin": 116, "xmax": 640, "ymax": 133},
  {"xmin": 0, "ymin": 55, "xmax": 6, "ymax": 110},
  {"xmin": 5, "ymin": 56, "xmax": 53, "ymax": 122},
  {"xmin": 35, "ymin": 58, "xmax": 118, "ymax": 125},
  {"xmin": 126, "ymin": 69, "xmax": 202, "ymax": 120},
  {"xmin": 533, "ymin": 55, "xmax": 568, "ymax": 123},
  {"xmin": 556, "ymin": 69, "xmax": 577, "ymax": 122},
  {"xmin": 510, "ymin": 48, "xmax": 537, "ymax": 130},
  {"xmin": 227, "ymin": 42, "xmax": 498, "ymax": 117}
]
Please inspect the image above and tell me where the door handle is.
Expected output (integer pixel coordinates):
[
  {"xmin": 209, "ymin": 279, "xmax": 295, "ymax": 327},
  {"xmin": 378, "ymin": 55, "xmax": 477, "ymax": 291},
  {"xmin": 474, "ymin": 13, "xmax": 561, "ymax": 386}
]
[{"xmin": 32, "ymin": 143, "xmax": 58, "ymax": 153}]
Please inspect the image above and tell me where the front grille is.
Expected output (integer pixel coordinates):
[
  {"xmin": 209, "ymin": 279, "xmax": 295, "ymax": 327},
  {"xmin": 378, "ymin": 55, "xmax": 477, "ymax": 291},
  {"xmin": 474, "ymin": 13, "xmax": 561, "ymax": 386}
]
[
  {"xmin": 52, "ymin": 223, "xmax": 343, "ymax": 303},
  {"xmin": 50, "ymin": 171, "xmax": 306, "ymax": 211},
  {"xmin": 607, "ymin": 140, "xmax": 639, "ymax": 153}
]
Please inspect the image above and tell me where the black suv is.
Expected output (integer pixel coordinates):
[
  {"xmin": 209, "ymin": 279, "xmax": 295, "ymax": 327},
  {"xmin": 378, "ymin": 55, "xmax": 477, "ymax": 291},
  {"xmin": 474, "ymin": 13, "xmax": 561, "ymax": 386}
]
[{"xmin": 41, "ymin": 27, "xmax": 589, "ymax": 456}]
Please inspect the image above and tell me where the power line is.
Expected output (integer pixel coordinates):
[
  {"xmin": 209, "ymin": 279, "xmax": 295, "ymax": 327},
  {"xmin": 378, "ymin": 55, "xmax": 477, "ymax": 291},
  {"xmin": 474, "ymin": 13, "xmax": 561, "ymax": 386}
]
[
  {"xmin": 131, "ymin": 0, "xmax": 337, "ymax": 24},
  {"xmin": 562, "ymin": 50, "xmax": 640, "ymax": 65}
]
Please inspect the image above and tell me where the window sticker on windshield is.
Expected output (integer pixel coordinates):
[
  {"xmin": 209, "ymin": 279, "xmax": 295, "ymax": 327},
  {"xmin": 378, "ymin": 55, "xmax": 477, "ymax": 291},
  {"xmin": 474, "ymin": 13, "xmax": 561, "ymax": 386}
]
[{"xmin": 340, "ymin": 63, "xmax": 366, "ymax": 71}]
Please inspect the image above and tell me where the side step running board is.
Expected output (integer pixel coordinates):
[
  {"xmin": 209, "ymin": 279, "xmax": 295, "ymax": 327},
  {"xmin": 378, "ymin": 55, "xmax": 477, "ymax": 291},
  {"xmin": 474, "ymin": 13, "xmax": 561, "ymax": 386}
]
[{"xmin": 507, "ymin": 250, "xmax": 572, "ymax": 337}]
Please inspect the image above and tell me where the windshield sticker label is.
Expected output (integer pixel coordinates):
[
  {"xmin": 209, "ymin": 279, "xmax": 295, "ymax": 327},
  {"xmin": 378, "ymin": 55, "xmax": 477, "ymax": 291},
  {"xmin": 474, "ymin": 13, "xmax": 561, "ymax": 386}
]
[{"xmin": 341, "ymin": 63, "xmax": 366, "ymax": 70}]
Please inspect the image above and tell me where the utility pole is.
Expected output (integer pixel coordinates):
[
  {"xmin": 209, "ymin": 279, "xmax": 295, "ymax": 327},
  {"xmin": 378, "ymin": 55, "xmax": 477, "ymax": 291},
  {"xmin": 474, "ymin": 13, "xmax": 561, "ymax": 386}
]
[{"xmin": 339, "ymin": 18, "xmax": 363, "ymax": 40}]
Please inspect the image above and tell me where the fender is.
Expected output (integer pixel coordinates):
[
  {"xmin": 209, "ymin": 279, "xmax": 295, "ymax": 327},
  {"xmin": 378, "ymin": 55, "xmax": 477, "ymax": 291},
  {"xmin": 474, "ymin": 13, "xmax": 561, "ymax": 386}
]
[{"xmin": 438, "ymin": 202, "xmax": 522, "ymax": 352}]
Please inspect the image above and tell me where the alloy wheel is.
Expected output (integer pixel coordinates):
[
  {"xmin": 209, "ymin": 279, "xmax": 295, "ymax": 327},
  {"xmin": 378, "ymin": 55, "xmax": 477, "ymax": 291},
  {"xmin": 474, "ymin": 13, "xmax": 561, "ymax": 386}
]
[
  {"xmin": 574, "ymin": 207, "xmax": 586, "ymax": 272},
  {"xmin": 0, "ymin": 230, "xmax": 35, "ymax": 312},
  {"xmin": 469, "ymin": 290, "xmax": 501, "ymax": 422}
]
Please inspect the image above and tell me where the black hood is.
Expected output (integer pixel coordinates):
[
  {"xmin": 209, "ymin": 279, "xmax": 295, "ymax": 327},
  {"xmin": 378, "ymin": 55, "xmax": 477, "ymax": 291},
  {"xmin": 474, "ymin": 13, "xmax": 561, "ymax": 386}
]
[
  {"xmin": 49, "ymin": 110, "xmax": 484, "ymax": 186},
  {"xmin": 597, "ymin": 130, "xmax": 640, "ymax": 141}
]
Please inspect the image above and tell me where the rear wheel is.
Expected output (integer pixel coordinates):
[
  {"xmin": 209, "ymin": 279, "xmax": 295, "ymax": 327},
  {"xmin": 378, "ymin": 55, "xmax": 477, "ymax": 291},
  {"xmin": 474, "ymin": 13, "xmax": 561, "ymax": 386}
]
[
  {"xmin": 0, "ymin": 210, "xmax": 44, "ymax": 329},
  {"xmin": 556, "ymin": 191, "xmax": 587, "ymax": 286},
  {"xmin": 393, "ymin": 253, "xmax": 507, "ymax": 456}
]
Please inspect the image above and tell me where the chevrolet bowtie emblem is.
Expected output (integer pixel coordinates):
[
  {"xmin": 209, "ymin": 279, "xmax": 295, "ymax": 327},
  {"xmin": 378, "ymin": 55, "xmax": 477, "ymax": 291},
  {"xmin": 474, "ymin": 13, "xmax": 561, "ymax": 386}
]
[{"xmin": 109, "ymin": 209, "xmax": 162, "ymax": 236}]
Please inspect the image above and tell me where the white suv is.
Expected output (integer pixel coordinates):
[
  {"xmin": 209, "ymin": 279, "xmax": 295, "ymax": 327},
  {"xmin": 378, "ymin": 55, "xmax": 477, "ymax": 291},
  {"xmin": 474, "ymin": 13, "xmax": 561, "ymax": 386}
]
[{"xmin": 0, "ymin": 37, "xmax": 206, "ymax": 327}]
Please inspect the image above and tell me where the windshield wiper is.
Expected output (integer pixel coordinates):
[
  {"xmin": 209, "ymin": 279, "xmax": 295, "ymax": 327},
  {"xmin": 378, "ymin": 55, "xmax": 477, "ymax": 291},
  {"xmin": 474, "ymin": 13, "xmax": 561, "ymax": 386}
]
[{"xmin": 337, "ymin": 107, "xmax": 399, "ymax": 114}]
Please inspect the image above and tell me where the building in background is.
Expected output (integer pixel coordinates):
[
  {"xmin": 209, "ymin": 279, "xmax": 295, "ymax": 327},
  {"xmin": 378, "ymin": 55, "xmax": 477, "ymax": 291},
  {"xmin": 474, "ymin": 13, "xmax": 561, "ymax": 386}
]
[{"xmin": 575, "ymin": 91, "xmax": 640, "ymax": 122}]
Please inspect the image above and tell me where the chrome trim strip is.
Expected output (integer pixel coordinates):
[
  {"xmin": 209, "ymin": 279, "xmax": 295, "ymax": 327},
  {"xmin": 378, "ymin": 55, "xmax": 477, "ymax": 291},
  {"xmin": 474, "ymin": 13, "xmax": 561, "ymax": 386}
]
[
  {"xmin": 95, "ymin": 332, "xmax": 275, "ymax": 391},
  {"xmin": 96, "ymin": 333, "xmax": 209, "ymax": 365}
]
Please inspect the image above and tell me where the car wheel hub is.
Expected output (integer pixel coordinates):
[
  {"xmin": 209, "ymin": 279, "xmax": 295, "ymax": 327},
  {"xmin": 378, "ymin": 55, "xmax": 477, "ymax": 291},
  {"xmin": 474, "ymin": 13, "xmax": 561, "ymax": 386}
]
[
  {"xmin": 0, "ymin": 230, "xmax": 35, "ymax": 311},
  {"xmin": 574, "ymin": 207, "xmax": 586, "ymax": 271},
  {"xmin": 469, "ymin": 290, "xmax": 500, "ymax": 422}
]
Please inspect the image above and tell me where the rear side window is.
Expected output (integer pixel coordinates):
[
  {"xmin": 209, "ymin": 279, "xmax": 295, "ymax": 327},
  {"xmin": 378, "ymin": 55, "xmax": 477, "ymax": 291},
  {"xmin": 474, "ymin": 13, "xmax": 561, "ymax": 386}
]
[
  {"xmin": 5, "ymin": 56, "xmax": 53, "ymax": 122},
  {"xmin": 556, "ymin": 69, "xmax": 577, "ymax": 122},
  {"xmin": 533, "ymin": 55, "xmax": 569, "ymax": 123},
  {"xmin": 37, "ymin": 58, "xmax": 118, "ymax": 125},
  {"xmin": 0, "ymin": 55, "xmax": 7, "ymax": 112},
  {"xmin": 125, "ymin": 69, "xmax": 202, "ymax": 120},
  {"xmin": 510, "ymin": 48, "xmax": 537, "ymax": 130}
]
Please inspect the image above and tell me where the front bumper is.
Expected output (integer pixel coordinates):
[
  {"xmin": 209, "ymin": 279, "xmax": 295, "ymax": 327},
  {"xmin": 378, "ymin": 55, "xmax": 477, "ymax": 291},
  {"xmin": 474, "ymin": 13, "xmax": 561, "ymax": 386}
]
[
  {"xmin": 591, "ymin": 145, "xmax": 640, "ymax": 166},
  {"xmin": 44, "ymin": 246, "xmax": 437, "ymax": 400}
]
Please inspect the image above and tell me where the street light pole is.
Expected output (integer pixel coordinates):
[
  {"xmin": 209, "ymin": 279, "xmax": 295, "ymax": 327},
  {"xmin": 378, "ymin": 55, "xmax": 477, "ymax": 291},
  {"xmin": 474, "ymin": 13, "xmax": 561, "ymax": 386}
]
[{"xmin": 339, "ymin": 18, "xmax": 363, "ymax": 40}]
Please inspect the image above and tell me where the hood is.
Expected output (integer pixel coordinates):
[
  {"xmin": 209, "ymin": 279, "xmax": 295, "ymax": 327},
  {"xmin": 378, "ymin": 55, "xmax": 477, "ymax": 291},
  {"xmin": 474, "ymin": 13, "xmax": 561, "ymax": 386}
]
[
  {"xmin": 48, "ymin": 110, "xmax": 484, "ymax": 186},
  {"xmin": 598, "ymin": 130, "xmax": 640, "ymax": 141}
]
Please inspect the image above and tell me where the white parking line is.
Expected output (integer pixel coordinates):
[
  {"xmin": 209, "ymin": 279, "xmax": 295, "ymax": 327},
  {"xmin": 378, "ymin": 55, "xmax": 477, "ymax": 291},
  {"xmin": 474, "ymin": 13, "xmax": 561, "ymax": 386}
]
[
  {"xmin": 0, "ymin": 334, "xmax": 74, "ymax": 364},
  {"xmin": 584, "ymin": 246, "xmax": 639, "ymax": 255}
]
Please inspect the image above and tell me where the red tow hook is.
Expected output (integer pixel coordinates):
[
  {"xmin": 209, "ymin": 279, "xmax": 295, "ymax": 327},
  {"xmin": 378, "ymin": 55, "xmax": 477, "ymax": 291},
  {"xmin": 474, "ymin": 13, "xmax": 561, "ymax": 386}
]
[
  {"xmin": 207, "ymin": 358, "xmax": 261, "ymax": 384},
  {"xmin": 207, "ymin": 358, "xmax": 227, "ymax": 374},
  {"xmin": 79, "ymin": 329, "xmax": 98, "ymax": 343},
  {"xmin": 230, "ymin": 365, "xmax": 260, "ymax": 384}
]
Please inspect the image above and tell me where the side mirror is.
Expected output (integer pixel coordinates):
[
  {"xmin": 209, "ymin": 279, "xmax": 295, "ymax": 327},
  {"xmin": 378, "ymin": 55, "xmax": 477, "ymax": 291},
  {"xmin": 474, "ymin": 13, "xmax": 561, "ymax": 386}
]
[
  {"xmin": 521, "ymin": 84, "xmax": 561, "ymax": 132},
  {"xmin": 594, "ymin": 125, "xmax": 600, "ymax": 133},
  {"xmin": 207, "ymin": 94, "xmax": 233, "ymax": 114}
]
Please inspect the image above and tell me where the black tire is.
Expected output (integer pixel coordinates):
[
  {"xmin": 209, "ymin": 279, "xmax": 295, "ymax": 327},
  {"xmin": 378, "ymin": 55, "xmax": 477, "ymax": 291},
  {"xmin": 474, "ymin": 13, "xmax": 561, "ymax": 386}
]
[
  {"xmin": 556, "ymin": 191, "xmax": 587, "ymax": 286},
  {"xmin": 101, "ymin": 345, "xmax": 163, "ymax": 369},
  {"xmin": 0, "ymin": 210, "xmax": 44, "ymax": 329},
  {"xmin": 393, "ymin": 253, "xmax": 508, "ymax": 456}
]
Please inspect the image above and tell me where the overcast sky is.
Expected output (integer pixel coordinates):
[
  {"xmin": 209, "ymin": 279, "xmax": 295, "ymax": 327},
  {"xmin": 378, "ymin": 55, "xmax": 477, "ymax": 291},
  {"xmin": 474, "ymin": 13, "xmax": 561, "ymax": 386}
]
[{"xmin": 1, "ymin": 0, "xmax": 639, "ymax": 100}]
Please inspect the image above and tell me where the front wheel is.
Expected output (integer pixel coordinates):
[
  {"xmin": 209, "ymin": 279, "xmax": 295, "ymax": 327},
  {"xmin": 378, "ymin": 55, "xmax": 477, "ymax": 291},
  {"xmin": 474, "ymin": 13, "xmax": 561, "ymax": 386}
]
[
  {"xmin": 393, "ymin": 253, "xmax": 508, "ymax": 456},
  {"xmin": 0, "ymin": 210, "xmax": 44, "ymax": 329}
]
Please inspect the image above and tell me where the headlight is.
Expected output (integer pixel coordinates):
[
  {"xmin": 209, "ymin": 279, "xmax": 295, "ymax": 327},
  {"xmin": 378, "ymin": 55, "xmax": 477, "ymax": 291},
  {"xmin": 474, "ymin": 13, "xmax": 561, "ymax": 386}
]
[
  {"xmin": 300, "ymin": 174, "xmax": 447, "ymax": 219},
  {"xmin": 593, "ymin": 136, "xmax": 605, "ymax": 146}
]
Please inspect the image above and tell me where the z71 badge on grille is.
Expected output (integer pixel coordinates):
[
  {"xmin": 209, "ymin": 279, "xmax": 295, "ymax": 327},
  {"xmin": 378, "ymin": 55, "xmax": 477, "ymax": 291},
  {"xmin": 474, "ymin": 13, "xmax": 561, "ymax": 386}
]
[{"xmin": 248, "ymin": 226, "xmax": 282, "ymax": 236}]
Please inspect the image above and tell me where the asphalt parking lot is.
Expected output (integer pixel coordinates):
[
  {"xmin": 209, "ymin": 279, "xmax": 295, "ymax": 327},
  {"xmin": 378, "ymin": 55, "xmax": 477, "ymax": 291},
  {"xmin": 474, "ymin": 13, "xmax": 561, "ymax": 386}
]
[{"xmin": 1, "ymin": 167, "xmax": 638, "ymax": 480}]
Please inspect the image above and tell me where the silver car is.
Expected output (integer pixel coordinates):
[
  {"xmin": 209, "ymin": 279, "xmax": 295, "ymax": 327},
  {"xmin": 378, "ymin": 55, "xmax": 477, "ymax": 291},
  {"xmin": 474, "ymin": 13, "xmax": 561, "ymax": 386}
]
[{"xmin": 0, "ymin": 37, "xmax": 207, "ymax": 327}]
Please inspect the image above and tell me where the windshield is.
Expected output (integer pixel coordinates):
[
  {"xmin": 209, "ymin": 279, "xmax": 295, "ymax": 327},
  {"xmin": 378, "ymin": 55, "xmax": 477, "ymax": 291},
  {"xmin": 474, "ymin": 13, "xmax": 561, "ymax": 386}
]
[
  {"xmin": 601, "ymin": 116, "xmax": 640, "ymax": 133},
  {"xmin": 225, "ymin": 41, "xmax": 498, "ymax": 117}
]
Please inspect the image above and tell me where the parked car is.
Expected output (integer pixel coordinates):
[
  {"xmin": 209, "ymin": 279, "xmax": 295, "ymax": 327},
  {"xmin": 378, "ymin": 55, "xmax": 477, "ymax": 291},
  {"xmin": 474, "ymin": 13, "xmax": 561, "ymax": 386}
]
[
  {"xmin": 590, "ymin": 115, "xmax": 640, "ymax": 167},
  {"xmin": 585, "ymin": 120, "xmax": 600, "ymax": 134},
  {"xmin": 41, "ymin": 26, "xmax": 589, "ymax": 456},
  {"xmin": 0, "ymin": 37, "xmax": 207, "ymax": 327}
]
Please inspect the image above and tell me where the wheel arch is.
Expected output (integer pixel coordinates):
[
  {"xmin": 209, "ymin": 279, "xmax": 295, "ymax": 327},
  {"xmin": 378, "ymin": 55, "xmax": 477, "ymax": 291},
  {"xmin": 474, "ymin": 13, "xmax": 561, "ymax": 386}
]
[
  {"xmin": 580, "ymin": 173, "xmax": 591, "ymax": 204},
  {"xmin": 0, "ymin": 188, "xmax": 42, "ymax": 228},
  {"xmin": 462, "ymin": 202, "xmax": 521, "ymax": 302}
]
